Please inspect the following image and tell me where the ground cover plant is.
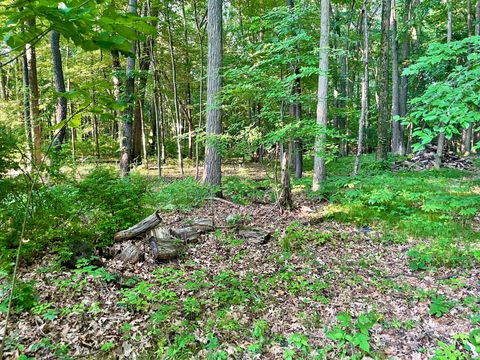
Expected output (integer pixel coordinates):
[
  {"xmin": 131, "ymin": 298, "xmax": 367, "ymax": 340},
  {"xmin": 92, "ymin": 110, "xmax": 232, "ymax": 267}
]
[{"xmin": 1, "ymin": 0, "xmax": 480, "ymax": 358}]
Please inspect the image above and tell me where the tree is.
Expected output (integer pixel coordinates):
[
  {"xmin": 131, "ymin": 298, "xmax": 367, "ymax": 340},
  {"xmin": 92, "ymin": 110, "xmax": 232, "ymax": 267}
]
[
  {"xmin": 166, "ymin": 6, "xmax": 184, "ymax": 176},
  {"xmin": 50, "ymin": 31, "xmax": 67, "ymax": 150},
  {"xmin": 391, "ymin": 0, "xmax": 404, "ymax": 155},
  {"xmin": 312, "ymin": 0, "xmax": 330, "ymax": 191},
  {"xmin": 376, "ymin": 0, "xmax": 391, "ymax": 161},
  {"xmin": 203, "ymin": 0, "xmax": 223, "ymax": 188},
  {"xmin": 434, "ymin": 0, "xmax": 451, "ymax": 170},
  {"xmin": 354, "ymin": 0, "xmax": 369, "ymax": 176},
  {"xmin": 462, "ymin": 0, "xmax": 480, "ymax": 154},
  {"xmin": 25, "ymin": 19, "xmax": 42, "ymax": 166},
  {"xmin": 287, "ymin": 0, "xmax": 303, "ymax": 180},
  {"xmin": 119, "ymin": 0, "xmax": 138, "ymax": 177}
]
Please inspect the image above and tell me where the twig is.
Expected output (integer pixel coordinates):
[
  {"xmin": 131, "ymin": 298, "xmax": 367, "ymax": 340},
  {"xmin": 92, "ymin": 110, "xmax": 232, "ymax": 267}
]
[{"xmin": 207, "ymin": 196, "xmax": 241, "ymax": 208}]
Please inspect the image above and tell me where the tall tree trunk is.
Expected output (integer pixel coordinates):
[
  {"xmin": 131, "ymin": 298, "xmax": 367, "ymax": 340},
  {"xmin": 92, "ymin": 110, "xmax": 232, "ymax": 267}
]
[
  {"xmin": 181, "ymin": 0, "xmax": 194, "ymax": 160},
  {"xmin": 434, "ymin": 1, "xmax": 451, "ymax": 169},
  {"xmin": 50, "ymin": 30, "xmax": 67, "ymax": 150},
  {"xmin": 390, "ymin": 0, "xmax": 404, "ymax": 155},
  {"xmin": 0, "ymin": 68, "xmax": 6, "ymax": 100},
  {"xmin": 312, "ymin": 0, "xmax": 330, "ymax": 191},
  {"xmin": 203, "ymin": 0, "xmax": 223, "ymax": 188},
  {"xmin": 376, "ymin": 0, "xmax": 391, "ymax": 161},
  {"xmin": 132, "ymin": 2, "xmax": 151, "ymax": 165},
  {"xmin": 279, "ymin": 141, "xmax": 293, "ymax": 210},
  {"xmin": 132, "ymin": 43, "xmax": 150, "ymax": 165},
  {"xmin": 354, "ymin": 0, "xmax": 369, "ymax": 175},
  {"xmin": 111, "ymin": 50, "xmax": 122, "ymax": 141},
  {"xmin": 194, "ymin": 0, "xmax": 206, "ymax": 180},
  {"xmin": 463, "ymin": 0, "xmax": 479, "ymax": 154},
  {"xmin": 119, "ymin": 0, "xmax": 137, "ymax": 177},
  {"xmin": 287, "ymin": 0, "xmax": 303, "ymax": 179},
  {"xmin": 399, "ymin": 0, "xmax": 411, "ymax": 138},
  {"xmin": 22, "ymin": 53, "xmax": 33, "ymax": 165},
  {"xmin": 26, "ymin": 19, "xmax": 42, "ymax": 165},
  {"xmin": 166, "ymin": 11, "xmax": 185, "ymax": 176}
]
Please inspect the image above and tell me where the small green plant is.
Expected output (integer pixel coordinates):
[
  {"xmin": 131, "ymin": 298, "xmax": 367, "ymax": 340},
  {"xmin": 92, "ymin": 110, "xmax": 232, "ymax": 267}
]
[
  {"xmin": 100, "ymin": 341, "xmax": 115, "ymax": 352},
  {"xmin": 432, "ymin": 329, "xmax": 480, "ymax": 359},
  {"xmin": 0, "ymin": 277, "xmax": 38, "ymax": 314},
  {"xmin": 284, "ymin": 333, "xmax": 310, "ymax": 359},
  {"xmin": 429, "ymin": 295, "xmax": 455, "ymax": 317},
  {"xmin": 280, "ymin": 222, "xmax": 332, "ymax": 252},
  {"xmin": 326, "ymin": 311, "xmax": 379, "ymax": 358},
  {"xmin": 222, "ymin": 176, "xmax": 266, "ymax": 204},
  {"xmin": 248, "ymin": 319, "xmax": 269, "ymax": 353},
  {"xmin": 183, "ymin": 296, "xmax": 201, "ymax": 318}
]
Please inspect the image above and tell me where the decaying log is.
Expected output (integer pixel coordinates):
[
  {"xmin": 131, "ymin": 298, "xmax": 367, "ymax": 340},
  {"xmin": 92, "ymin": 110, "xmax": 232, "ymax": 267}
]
[
  {"xmin": 114, "ymin": 210, "xmax": 162, "ymax": 241},
  {"xmin": 148, "ymin": 236, "xmax": 159, "ymax": 259},
  {"xmin": 115, "ymin": 243, "xmax": 142, "ymax": 263},
  {"xmin": 238, "ymin": 228, "xmax": 272, "ymax": 245},
  {"xmin": 170, "ymin": 218, "xmax": 215, "ymax": 242},
  {"xmin": 147, "ymin": 227, "xmax": 181, "ymax": 260}
]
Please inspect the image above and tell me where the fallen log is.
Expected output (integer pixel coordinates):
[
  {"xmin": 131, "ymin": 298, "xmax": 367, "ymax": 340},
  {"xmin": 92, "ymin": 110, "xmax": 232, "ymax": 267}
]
[
  {"xmin": 115, "ymin": 243, "xmax": 142, "ymax": 263},
  {"xmin": 114, "ymin": 210, "xmax": 162, "ymax": 241},
  {"xmin": 170, "ymin": 218, "xmax": 215, "ymax": 242},
  {"xmin": 147, "ymin": 227, "xmax": 181, "ymax": 260},
  {"xmin": 238, "ymin": 228, "xmax": 272, "ymax": 245}
]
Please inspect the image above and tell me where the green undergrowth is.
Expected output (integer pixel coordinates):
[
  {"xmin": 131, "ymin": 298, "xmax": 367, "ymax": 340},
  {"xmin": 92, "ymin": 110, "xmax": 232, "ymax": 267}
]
[
  {"xmin": 0, "ymin": 167, "xmax": 212, "ymax": 269},
  {"xmin": 296, "ymin": 156, "xmax": 480, "ymax": 269}
]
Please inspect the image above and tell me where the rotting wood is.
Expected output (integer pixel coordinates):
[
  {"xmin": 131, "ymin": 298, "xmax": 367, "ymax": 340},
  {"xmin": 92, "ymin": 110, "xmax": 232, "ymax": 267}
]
[
  {"xmin": 115, "ymin": 243, "xmax": 142, "ymax": 263},
  {"xmin": 114, "ymin": 210, "xmax": 162, "ymax": 241},
  {"xmin": 170, "ymin": 217, "xmax": 215, "ymax": 242},
  {"xmin": 238, "ymin": 228, "xmax": 272, "ymax": 245},
  {"xmin": 147, "ymin": 226, "xmax": 181, "ymax": 260}
]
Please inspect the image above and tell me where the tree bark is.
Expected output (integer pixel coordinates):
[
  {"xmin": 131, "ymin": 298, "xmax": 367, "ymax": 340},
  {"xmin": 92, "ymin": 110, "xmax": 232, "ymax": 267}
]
[
  {"xmin": 287, "ymin": 0, "xmax": 303, "ymax": 179},
  {"xmin": 279, "ymin": 142, "xmax": 293, "ymax": 210},
  {"xmin": 194, "ymin": 1, "xmax": 206, "ymax": 180},
  {"xmin": 376, "ymin": 0, "xmax": 391, "ymax": 161},
  {"xmin": 203, "ymin": 0, "xmax": 223, "ymax": 188},
  {"xmin": 26, "ymin": 19, "xmax": 42, "ymax": 166},
  {"xmin": 21, "ymin": 53, "xmax": 33, "ymax": 166},
  {"xmin": 312, "ymin": 0, "xmax": 330, "ymax": 191},
  {"xmin": 111, "ymin": 50, "xmax": 122, "ymax": 141},
  {"xmin": 50, "ymin": 30, "xmax": 67, "ymax": 150},
  {"xmin": 399, "ymin": 0, "xmax": 411, "ymax": 120},
  {"xmin": 181, "ymin": 0, "xmax": 194, "ymax": 160},
  {"xmin": 434, "ymin": 1, "xmax": 451, "ymax": 169},
  {"xmin": 132, "ymin": 39, "xmax": 150, "ymax": 165},
  {"xmin": 119, "ymin": 0, "xmax": 137, "ymax": 177},
  {"xmin": 114, "ymin": 210, "xmax": 162, "ymax": 241},
  {"xmin": 390, "ymin": 0, "xmax": 404, "ymax": 156},
  {"xmin": 354, "ymin": 0, "xmax": 369, "ymax": 176},
  {"xmin": 165, "ymin": 10, "xmax": 185, "ymax": 176},
  {"xmin": 463, "ymin": 0, "xmax": 479, "ymax": 154}
]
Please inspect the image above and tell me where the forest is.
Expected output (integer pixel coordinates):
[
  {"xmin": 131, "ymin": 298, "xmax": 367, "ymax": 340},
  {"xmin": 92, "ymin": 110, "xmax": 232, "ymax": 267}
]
[{"xmin": 0, "ymin": 0, "xmax": 479, "ymax": 358}]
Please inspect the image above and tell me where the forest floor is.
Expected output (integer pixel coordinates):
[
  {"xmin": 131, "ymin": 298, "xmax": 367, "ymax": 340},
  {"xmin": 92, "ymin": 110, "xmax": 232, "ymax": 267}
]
[{"xmin": 2, "ymin": 156, "xmax": 480, "ymax": 359}]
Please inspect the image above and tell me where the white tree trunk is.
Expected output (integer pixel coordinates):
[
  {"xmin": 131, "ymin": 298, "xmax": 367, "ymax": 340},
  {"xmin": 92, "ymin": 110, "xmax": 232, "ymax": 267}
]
[
  {"xmin": 354, "ymin": 0, "xmax": 369, "ymax": 175},
  {"xmin": 203, "ymin": 0, "xmax": 223, "ymax": 188},
  {"xmin": 312, "ymin": 0, "xmax": 330, "ymax": 191}
]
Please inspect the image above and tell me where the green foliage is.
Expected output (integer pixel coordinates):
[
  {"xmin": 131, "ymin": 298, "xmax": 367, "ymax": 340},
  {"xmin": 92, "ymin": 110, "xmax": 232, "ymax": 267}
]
[
  {"xmin": 0, "ymin": 126, "xmax": 19, "ymax": 177},
  {"xmin": 154, "ymin": 177, "xmax": 210, "ymax": 212},
  {"xmin": 404, "ymin": 36, "xmax": 480, "ymax": 150},
  {"xmin": 326, "ymin": 311, "xmax": 379, "ymax": 358},
  {"xmin": 432, "ymin": 329, "xmax": 480, "ymax": 359},
  {"xmin": 429, "ymin": 295, "xmax": 455, "ymax": 318},
  {"xmin": 0, "ymin": 274, "xmax": 38, "ymax": 314},
  {"xmin": 222, "ymin": 176, "xmax": 267, "ymax": 205},
  {"xmin": 280, "ymin": 221, "xmax": 332, "ymax": 252},
  {"xmin": 312, "ymin": 165, "xmax": 479, "ymax": 268},
  {"xmin": 0, "ymin": 166, "xmax": 157, "ymax": 268},
  {"xmin": 1, "ymin": 0, "xmax": 155, "ymax": 54}
]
